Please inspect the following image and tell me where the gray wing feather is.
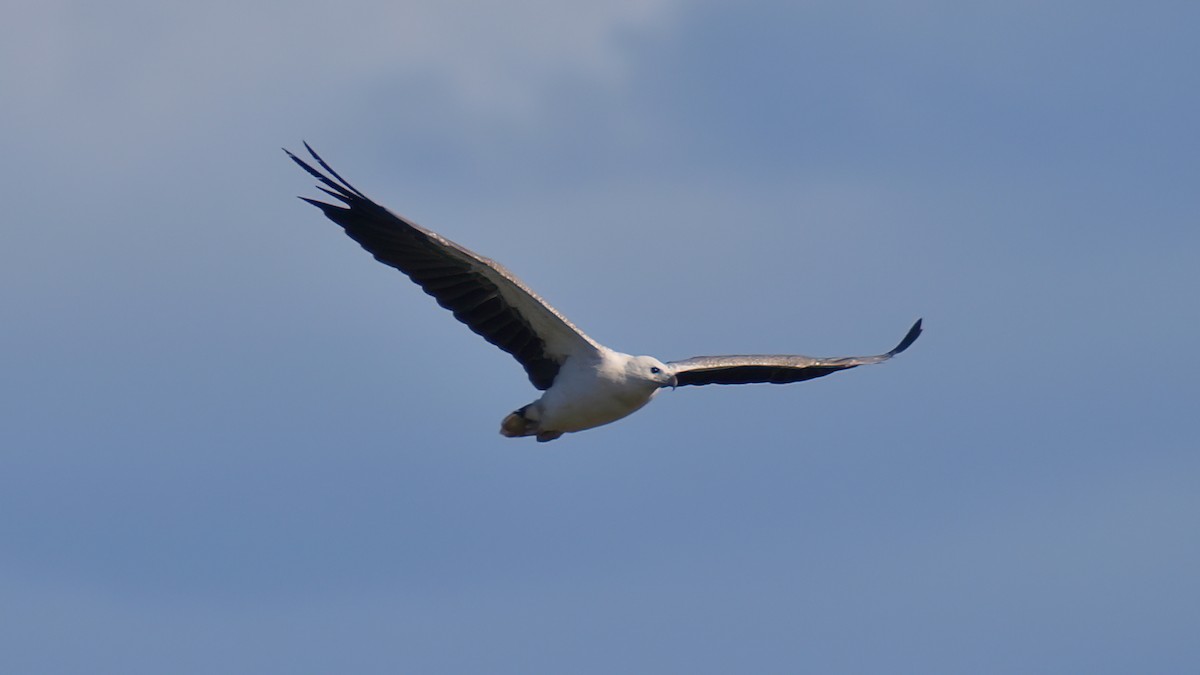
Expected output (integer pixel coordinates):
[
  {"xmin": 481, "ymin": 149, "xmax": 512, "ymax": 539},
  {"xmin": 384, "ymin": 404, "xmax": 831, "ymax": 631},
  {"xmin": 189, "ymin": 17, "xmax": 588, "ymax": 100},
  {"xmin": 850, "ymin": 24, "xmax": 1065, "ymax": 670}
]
[
  {"xmin": 287, "ymin": 144, "xmax": 602, "ymax": 390},
  {"xmin": 668, "ymin": 319, "xmax": 922, "ymax": 386}
]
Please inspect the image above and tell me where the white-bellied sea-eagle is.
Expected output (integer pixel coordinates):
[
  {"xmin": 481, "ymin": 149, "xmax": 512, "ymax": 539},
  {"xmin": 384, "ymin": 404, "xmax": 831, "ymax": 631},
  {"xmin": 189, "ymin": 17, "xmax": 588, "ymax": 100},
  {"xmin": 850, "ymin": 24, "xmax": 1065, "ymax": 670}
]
[{"xmin": 288, "ymin": 144, "xmax": 922, "ymax": 442}]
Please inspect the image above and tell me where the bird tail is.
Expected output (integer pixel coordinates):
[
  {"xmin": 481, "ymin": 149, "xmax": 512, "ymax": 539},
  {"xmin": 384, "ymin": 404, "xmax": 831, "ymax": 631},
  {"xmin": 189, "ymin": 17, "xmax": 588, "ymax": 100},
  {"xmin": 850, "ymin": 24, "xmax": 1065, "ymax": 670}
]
[{"xmin": 500, "ymin": 405, "xmax": 537, "ymax": 438}]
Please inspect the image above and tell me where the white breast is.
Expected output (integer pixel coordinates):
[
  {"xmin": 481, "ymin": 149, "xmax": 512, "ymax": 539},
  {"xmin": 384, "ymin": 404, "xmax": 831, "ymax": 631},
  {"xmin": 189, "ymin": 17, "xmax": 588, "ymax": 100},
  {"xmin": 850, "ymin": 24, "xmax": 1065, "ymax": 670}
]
[{"xmin": 536, "ymin": 351, "xmax": 661, "ymax": 433}]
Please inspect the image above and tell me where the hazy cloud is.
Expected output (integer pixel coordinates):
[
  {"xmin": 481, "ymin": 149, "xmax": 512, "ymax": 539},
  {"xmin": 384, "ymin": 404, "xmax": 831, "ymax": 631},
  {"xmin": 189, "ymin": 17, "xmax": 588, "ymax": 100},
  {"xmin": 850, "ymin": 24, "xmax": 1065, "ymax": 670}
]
[{"xmin": 2, "ymin": 2, "xmax": 1198, "ymax": 673}]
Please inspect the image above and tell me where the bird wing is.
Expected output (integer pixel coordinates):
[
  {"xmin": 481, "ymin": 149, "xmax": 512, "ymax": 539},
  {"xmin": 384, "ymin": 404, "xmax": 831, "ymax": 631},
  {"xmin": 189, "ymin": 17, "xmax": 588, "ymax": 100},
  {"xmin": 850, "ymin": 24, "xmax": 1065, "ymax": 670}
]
[
  {"xmin": 667, "ymin": 319, "xmax": 922, "ymax": 386},
  {"xmin": 288, "ymin": 144, "xmax": 603, "ymax": 390}
]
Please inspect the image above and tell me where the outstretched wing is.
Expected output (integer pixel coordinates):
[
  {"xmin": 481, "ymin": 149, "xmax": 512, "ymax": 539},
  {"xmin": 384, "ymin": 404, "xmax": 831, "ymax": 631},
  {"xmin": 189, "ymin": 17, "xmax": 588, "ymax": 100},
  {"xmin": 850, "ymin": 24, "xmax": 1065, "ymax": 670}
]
[
  {"xmin": 287, "ymin": 144, "xmax": 602, "ymax": 390},
  {"xmin": 668, "ymin": 319, "xmax": 922, "ymax": 387}
]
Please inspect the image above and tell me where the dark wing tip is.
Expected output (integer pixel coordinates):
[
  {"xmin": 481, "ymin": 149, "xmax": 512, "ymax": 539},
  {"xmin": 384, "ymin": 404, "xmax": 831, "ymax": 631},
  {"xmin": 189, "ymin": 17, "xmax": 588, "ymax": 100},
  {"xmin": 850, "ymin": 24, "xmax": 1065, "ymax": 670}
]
[
  {"xmin": 284, "ymin": 142, "xmax": 368, "ymax": 204},
  {"xmin": 887, "ymin": 318, "xmax": 923, "ymax": 357},
  {"xmin": 284, "ymin": 144, "xmax": 324, "ymax": 181}
]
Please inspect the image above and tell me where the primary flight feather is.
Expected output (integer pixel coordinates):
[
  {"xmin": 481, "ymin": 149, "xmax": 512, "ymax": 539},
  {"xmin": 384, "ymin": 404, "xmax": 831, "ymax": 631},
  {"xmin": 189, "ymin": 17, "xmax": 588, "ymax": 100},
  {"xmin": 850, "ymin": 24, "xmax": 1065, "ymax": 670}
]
[{"xmin": 288, "ymin": 144, "xmax": 922, "ymax": 442}]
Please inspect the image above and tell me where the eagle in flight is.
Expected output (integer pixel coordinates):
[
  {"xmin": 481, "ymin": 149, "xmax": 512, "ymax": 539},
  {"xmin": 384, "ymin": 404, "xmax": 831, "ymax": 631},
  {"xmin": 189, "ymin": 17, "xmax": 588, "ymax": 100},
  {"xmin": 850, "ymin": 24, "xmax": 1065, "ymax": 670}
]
[{"xmin": 288, "ymin": 144, "xmax": 922, "ymax": 442}]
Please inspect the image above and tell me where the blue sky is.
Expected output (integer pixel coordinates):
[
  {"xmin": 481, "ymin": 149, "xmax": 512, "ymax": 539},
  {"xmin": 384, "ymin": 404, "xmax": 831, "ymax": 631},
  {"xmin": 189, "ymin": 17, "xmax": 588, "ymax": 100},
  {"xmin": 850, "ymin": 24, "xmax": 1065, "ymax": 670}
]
[{"xmin": 2, "ymin": 1, "xmax": 1197, "ymax": 672}]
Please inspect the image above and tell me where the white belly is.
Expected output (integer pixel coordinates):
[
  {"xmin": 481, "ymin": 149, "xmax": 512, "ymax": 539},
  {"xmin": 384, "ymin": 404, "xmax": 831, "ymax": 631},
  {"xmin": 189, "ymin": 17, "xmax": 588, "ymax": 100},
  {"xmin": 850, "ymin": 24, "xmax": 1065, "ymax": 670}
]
[{"xmin": 535, "ymin": 359, "xmax": 660, "ymax": 433}]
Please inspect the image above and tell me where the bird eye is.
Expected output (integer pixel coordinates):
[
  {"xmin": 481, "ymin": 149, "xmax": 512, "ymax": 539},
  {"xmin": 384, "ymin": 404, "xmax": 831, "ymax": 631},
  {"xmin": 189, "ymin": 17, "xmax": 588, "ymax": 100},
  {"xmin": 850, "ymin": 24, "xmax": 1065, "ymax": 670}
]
[{"xmin": 650, "ymin": 366, "xmax": 661, "ymax": 374}]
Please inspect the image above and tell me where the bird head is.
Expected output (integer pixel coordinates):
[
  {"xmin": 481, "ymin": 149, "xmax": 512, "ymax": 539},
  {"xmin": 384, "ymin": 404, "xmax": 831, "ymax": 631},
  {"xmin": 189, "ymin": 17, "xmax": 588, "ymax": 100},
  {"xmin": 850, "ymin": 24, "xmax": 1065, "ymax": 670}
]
[{"xmin": 632, "ymin": 355, "xmax": 677, "ymax": 390}]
